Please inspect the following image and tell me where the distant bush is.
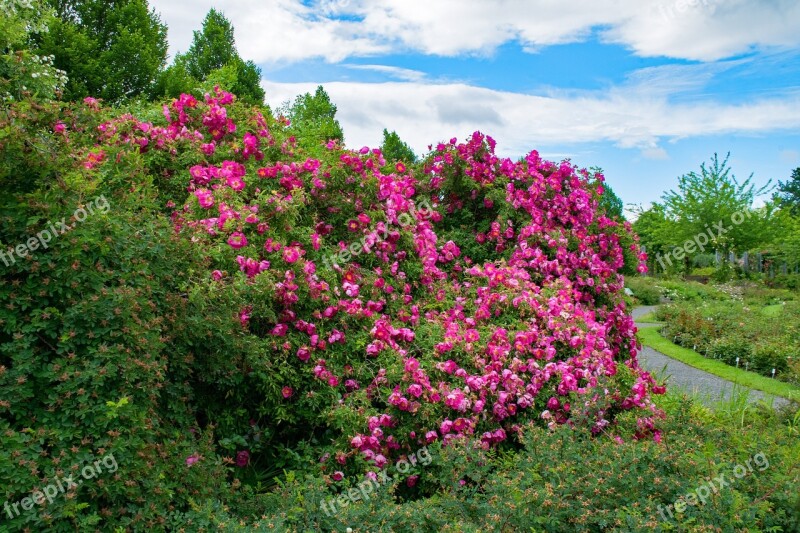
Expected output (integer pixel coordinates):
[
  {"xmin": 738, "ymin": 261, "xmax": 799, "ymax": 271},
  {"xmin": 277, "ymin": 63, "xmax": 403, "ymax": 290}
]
[
  {"xmin": 691, "ymin": 266, "xmax": 716, "ymax": 277},
  {"xmin": 692, "ymin": 253, "xmax": 717, "ymax": 268},
  {"xmin": 625, "ymin": 276, "xmax": 661, "ymax": 305},
  {"xmin": 659, "ymin": 299, "xmax": 800, "ymax": 383},
  {"xmin": 767, "ymin": 273, "xmax": 800, "ymax": 291}
]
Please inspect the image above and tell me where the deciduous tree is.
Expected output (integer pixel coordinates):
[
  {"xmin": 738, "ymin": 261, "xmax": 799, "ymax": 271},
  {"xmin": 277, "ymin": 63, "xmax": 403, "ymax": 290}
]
[{"xmin": 39, "ymin": 0, "xmax": 168, "ymax": 102}]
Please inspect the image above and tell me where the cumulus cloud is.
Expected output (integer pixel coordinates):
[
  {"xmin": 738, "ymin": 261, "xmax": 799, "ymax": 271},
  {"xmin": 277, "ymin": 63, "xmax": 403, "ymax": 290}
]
[
  {"xmin": 150, "ymin": 0, "xmax": 800, "ymax": 63},
  {"xmin": 262, "ymin": 78, "xmax": 800, "ymax": 157},
  {"xmin": 342, "ymin": 64, "xmax": 427, "ymax": 82}
]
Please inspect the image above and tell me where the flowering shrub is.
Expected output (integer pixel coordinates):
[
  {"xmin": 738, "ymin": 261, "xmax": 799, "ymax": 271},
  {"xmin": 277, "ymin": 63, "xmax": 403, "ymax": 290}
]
[
  {"xmin": 91, "ymin": 88, "xmax": 661, "ymax": 482},
  {"xmin": 1, "ymin": 87, "xmax": 664, "ymax": 530}
]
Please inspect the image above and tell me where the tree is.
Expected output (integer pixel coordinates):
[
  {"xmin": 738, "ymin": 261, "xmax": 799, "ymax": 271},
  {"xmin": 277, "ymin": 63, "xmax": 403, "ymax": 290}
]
[
  {"xmin": 183, "ymin": 8, "xmax": 236, "ymax": 81},
  {"xmin": 38, "ymin": 0, "xmax": 167, "ymax": 102},
  {"xmin": 380, "ymin": 129, "xmax": 417, "ymax": 164},
  {"xmin": 631, "ymin": 203, "xmax": 681, "ymax": 273},
  {"xmin": 776, "ymin": 167, "xmax": 800, "ymax": 216},
  {"xmin": 284, "ymin": 85, "xmax": 344, "ymax": 153},
  {"xmin": 661, "ymin": 153, "xmax": 773, "ymax": 260},
  {"xmin": 158, "ymin": 9, "xmax": 265, "ymax": 105},
  {"xmin": 151, "ymin": 56, "xmax": 195, "ymax": 100},
  {"xmin": 588, "ymin": 169, "xmax": 624, "ymax": 220}
]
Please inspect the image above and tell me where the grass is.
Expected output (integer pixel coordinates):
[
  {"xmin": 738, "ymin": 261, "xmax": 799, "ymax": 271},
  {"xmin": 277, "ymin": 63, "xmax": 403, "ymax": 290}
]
[
  {"xmin": 761, "ymin": 303, "xmax": 784, "ymax": 317},
  {"xmin": 637, "ymin": 326, "xmax": 800, "ymax": 402},
  {"xmin": 635, "ymin": 312, "xmax": 660, "ymax": 323}
]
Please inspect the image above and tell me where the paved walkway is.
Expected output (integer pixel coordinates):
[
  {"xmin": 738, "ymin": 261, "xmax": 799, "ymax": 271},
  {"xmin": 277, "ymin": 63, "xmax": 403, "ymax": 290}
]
[{"xmin": 631, "ymin": 306, "xmax": 792, "ymax": 409}]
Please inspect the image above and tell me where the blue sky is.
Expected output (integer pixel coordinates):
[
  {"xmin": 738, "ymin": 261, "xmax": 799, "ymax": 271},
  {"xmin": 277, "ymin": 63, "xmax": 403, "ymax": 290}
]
[{"xmin": 150, "ymin": 0, "xmax": 800, "ymax": 213}]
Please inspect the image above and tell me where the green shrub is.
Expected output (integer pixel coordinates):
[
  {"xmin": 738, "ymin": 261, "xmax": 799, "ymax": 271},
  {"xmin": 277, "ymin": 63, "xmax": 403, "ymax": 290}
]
[
  {"xmin": 165, "ymin": 394, "xmax": 800, "ymax": 532},
  {"xmin": 767, "ymin": 273, "xmax": 800, "ymax": 291},
  {"xmin": 707, "ymin": 336, "xmax": 753, "ymax": 367},
  {"xmin": 691, "ymin": 266, "xmax": 716, "ymax": 277},
  {"xmin": 657, "ymin": 298, "xmax": 800, "ymax": 381},
  {"xmin": 711, "ymin": 262, "xmax": 734, "ymax": 283},
  {"xmin": 625, "ymin": 276, "xmax": 661, "ymax": 305},
  {"xmin": 692, "ymin": 253, "xmax": 717, "ymax": 268}
]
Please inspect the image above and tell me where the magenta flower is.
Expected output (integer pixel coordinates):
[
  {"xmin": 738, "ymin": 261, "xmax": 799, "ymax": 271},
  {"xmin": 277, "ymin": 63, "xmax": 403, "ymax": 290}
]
[
  {"xmin": 332, "ymin": 471, "xmax": 344, "ymax": 481},
  {"xmin": 282, "ymin": 386, "xmax": 293, "ymax": 398},
  {"xmin": 185, "ymin": 454, "xmax": 201, "ymax": 467},
  {"xmin": 296, "ymin": 347, "xmax": 311, "ymax": 362},
  {"xmin": 283, "ymin": 246, "xmax": 301, "ymax": 263},
  {"xmin": 194, "ymin": 189, "xmax": 214, "ymax": 209},
  {"xmin": 238, "ymin": 306, "xmax": 252, "ymax": 327},
  {"xmin": 227, "ymin": 232, "xmax": 248, "ymax": 249},
  {"xmin": 235, "ymin": 450, "xmax": 250, "ymax": 467},
  {"xmin": 227, "ymin": 175, "xmax": 245, "ymax": 191}
]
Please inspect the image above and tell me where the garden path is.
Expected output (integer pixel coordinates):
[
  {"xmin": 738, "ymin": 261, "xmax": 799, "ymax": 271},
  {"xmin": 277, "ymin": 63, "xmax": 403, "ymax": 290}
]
[{"xmin": 631, "ymin": 306, "xmax": 791, "ymax": 409}]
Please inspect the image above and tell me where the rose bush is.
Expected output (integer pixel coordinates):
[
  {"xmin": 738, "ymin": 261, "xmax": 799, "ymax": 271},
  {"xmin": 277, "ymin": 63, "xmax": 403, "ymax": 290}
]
[
  {"xmin": 80, "ymin": 88, "xmax": 662, "ymax": 483},
  {"xmin": 1, "ymin": 87, "xmax": 664, "ymax": 530}
]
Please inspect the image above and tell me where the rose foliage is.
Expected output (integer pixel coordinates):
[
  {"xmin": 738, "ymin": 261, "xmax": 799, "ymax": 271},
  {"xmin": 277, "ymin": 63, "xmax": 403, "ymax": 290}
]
[
  {"xmin": 155, "ymin": 89, "xmax": 662, "ymax": 477},
  {"xmin": 2, "ymin": 88, "xmax": 662, "ymax": 522}
]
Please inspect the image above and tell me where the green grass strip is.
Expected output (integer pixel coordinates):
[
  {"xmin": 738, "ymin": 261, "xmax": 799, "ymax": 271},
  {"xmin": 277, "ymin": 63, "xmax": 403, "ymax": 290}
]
[
  {"xmin": 761, "ymin": 304, "xmax": 783, "ymax": 317},
  {"xmin": 637, "ymin": 327, "xmax": 800, "ymax": 402},
  {"xmin": 635, "ymin": 312, "xmax": 660, "ymax": 323}
]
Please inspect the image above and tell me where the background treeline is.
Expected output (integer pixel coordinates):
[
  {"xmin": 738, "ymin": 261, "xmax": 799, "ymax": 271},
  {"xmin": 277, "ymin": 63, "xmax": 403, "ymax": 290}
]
[{"xmin": 632, "ymin": 154, "xmax": 800, "ymax": 286}]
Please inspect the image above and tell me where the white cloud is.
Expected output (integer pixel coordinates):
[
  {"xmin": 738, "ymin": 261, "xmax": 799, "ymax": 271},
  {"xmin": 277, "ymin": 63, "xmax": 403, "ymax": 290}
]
[
  {"xmin": 150, "ymin": 0, "xmax": 800, "ymax": 63},
  {"xmin": 342, "ymin": 64, "xmax": 427, "ymax": 82},
  {"xmin": 262, "ymin": 78, "xmax": 800, "ymax": 157},
  {"xmin": 641, "ymin": 147, "xmax": 670, "ymax": 160}
]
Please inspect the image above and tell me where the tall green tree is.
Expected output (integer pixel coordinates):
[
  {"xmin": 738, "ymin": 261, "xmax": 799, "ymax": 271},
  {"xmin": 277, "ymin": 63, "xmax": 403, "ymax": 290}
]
[
  {"xmin": 776, "ymin": 167, "xmax": 800, "ymax": 216},
  {"xmin": 632, "ymin": 203, "xmax": 681, "ymax": 273},
  {"xmin": 284, "ymin": 86, "xmax": 344, "ymax": 153},
  {"xmin": 661, "ymin": 153, "xmax": 773, "ymax": 259},
  {"xmin": 183, "ymin": 8, "xmax": 235, "ymax": 80},
  {"xmin": 380, "ymin": 129, "xmax": 417, "ymax": 164},
  {"xmin": 587, "ymin": 168, "xmax": 624, "ymax": 220},
  {"xmin": 38, "ymin": 0, "xmax": 167, "ymax": 102},
  {"xmin": 156, "ymin": 9, "xmax": 264, "ymax": 105}
]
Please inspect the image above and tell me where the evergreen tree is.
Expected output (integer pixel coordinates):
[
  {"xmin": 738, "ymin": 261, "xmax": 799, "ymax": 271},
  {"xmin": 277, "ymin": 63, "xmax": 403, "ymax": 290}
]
[
  {"xmin": 158, "ymin": 9, "xmax": 265, "ymax": 105},
  {"xmin": 776, "ymin": 167, "xmax": 800, "ymax": 216},
  {"xmin": 380, "ymin": 129, "xmax": 417, "ymax": 164},
  {"xmin": 285, "ymin": 86, "xmax": 344, "ymax": 153}
]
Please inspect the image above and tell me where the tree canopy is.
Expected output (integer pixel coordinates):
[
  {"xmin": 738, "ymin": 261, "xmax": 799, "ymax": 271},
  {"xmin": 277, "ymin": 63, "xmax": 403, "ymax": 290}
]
[
  {"xmin": 284, "ymin": 85, "xmax": 344, "ymax": 153},
  {"xmin": 660, "ymin": 153, "xmax": 773, "ymax": 257},
  {"xmin": 380, "ymin": 129, "xmax": 417, "ymax": 164},
  {"xmin": 38, "ymin": 0, "xmax": 168, "ymax": 102},
  {"xmin": 154, "ymin": 8, "xmax": 265, "ymax": 106},
  {"xmin": 776, "ymin": 167, "xmax": 800, "ymax": 216}
]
